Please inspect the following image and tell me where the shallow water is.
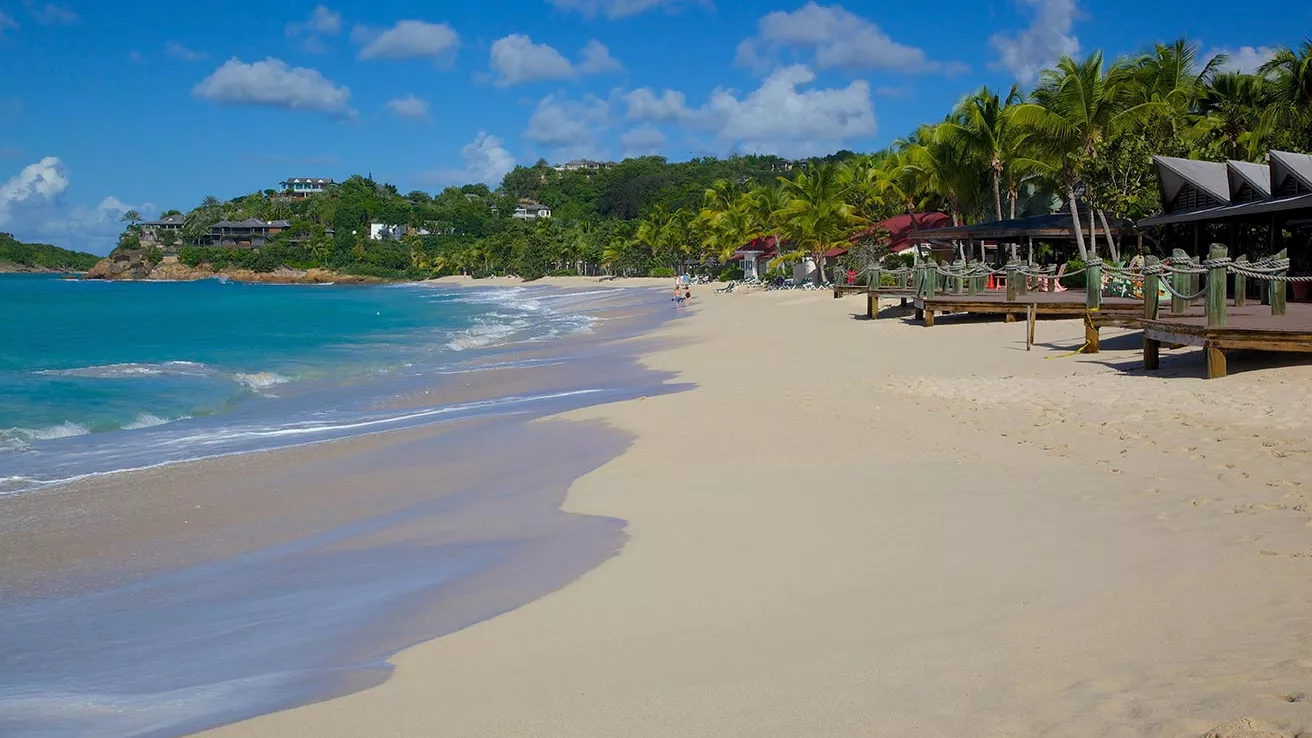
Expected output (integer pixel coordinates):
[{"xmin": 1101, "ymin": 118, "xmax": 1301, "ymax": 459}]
[{"xmin": 0, "ymin": 278, "xmax": 687, "ymax": 737}]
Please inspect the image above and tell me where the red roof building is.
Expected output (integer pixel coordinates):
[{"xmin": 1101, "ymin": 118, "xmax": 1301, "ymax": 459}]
[{"xmin": 852, "ymin": 212, "xmax": 952, "ymax": 253}]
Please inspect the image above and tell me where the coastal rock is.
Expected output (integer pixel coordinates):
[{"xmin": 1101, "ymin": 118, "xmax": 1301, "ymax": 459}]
[{"xmin": 83, "ymin": 254, "xmax": 385, "ymax": 284}]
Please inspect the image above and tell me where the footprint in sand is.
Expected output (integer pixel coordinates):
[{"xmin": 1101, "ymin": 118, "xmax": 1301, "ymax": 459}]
[{"xmin": 1201, "ymin": 715, "xmax": 1288, "ymax": 737}]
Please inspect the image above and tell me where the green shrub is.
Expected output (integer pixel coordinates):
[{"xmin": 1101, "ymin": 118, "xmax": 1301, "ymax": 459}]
[
  {"xmin": 179, "ymin": 247, "xmax": 206, "ymax": 268},
  {"xmin": 146, "ymin": 247, "xmax": 164, "ymax": 265},
  {"xmin": 718, "ymin": 267, "xmax": 744, "ymax": 281},
  {"xmin": 650, "ymin": 267, "xmax": 676, "ymax": 278}
]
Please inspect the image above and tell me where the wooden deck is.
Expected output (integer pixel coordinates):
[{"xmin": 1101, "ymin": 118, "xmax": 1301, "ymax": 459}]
[
  {"xmin": 833, "ymin": 283, "xmax": 866, "ymax": 298},
  {"xmin": 863, "ymin": 287, "xmax": 917, "ymax": 318},
  {"xmin": 912, "ymin": 291, "xmax": 1142, "ymax": 327}
]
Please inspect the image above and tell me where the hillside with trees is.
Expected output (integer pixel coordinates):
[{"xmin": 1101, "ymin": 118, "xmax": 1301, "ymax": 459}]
[
  {"xmin": 111, "ymin": 38, "xmax": 1311, "ymax": 282},
  {"xmin": 0, "ymin": 232, "xmax": 101, "ymax": 272}
]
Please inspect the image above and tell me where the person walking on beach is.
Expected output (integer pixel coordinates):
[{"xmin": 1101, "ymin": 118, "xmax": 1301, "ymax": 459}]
[{"xmin": 673, "ymin": 284, "xmax": 685, "ymax": 308}]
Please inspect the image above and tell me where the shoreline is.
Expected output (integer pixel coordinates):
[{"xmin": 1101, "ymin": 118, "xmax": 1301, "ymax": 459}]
[
  {"xmin": 0, "ymin": 281, "xmax": 687, "ymax": 737},
  {"xmin": 205, "ymin": 289, "xmax": 1312, "ymax": 737}
]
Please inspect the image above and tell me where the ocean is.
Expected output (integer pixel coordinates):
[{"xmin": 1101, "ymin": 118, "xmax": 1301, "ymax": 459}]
[
  {"xmin": 0, "ymin": 274, "xmax": 632, "ymax": 492},
  {"xmin": 0, "ymin": 274, "xmax": 682, "ymax": 737}
]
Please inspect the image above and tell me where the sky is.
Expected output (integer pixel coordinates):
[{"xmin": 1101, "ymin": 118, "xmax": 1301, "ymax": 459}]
[{"xmin": 0, "ymin": 0, "xmax": 1306, "ymax": 254}]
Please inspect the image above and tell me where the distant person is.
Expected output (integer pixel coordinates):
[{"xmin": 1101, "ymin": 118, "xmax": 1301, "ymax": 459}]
[
  {"xmin": 846, "ymin": 268, "xmax": 857, "ymax": 285},
  {"xmin": 673, "ymin": 284, "xmax": 685, "ymax": 308}
]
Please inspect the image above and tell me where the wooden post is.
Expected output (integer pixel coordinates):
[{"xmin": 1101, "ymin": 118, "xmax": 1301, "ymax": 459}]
[
  {"xmin": 1026, "ymin": 304, "xmax": 1036, "ymax": 350},
  {"xmin": 1206, "ymin": 243, "xmax": 1227, "ymax": 329},
  {"xmin": 1188, "ymin": 256, "xmax": 1200, "ymax": 304},
  {"xmin": 1006, "ymin": 263, "xmax": 1018, "ymax": 302},
  {"xmin": 1171, "ymin": 248, "xmax": 1188, "ymax": 314},
  {"xmin": 1233, "ymin": 255, "xmax": 1247, "ymax": 307},
  {"xmin": 924, "ymin": 308, "xmax": 935, "ymax": 327},
  {"xmin": 1272, "ymin": 248, "xmax": 1288, "ymax": 316},
  {"xmin": 1048, "ymin": 264, "xmax": 1057, "ymax": 293},
  {"xmin": 1206, "ymin": 342, "xmax": 1227, "ymax": 379},
  {"xmin": 1017, "ymin": 261, "xmax": 1029, "ymax": 296},
  {"xmin": 967, "ymin": 261, "xmax": 978, "ymax": 296},
  {"xmin": 953, "ymin": 259, "xmax": 964, "ymax": 295},
  {"xmin": 1084, "ymin": 312, "xmax": 1100, "ymax": 353},
  {"xmin": 1085, "ymin": 260, "xmax": 1102, "ymax": 311},
  {"xmin": 1143, "ymin": 255, "xmax": 1160, "ymax": 321}
]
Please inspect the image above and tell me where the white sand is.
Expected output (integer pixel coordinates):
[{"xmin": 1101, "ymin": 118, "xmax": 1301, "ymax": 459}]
[{"xmin": 205, "ymin": 288, "xmax": 1312, "ymax": 738}]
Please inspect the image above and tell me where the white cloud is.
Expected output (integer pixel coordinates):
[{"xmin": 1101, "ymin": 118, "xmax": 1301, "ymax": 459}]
[
  {"xmin": 524, "ymin": 94, "xmax": 611, "ymax": 160},
  {"xmin": 165, "ymin": 41, "xmax": 207, "ymax": 61},
  {"xmin": 489, "ymin": 36, "xmax": 622, "ymax": 86},
  {"xmin": 620, "ymin": 126, "xmax": 667, "ymax": 157},
  {"xmin": 355, "ymin": 20, "xmax": 460, "ymax": 62},
  {"xmin": 193, "ymin": 58, "xmax": 353, "ymax": 118},
  {"xmin": 1210, "ymin": 45, "xmax": 1276, "ymax": 74},
  {"xmin": 0, "ymin": 157, "xmax": 152, "ymax": 254},
  {"xmin": 736, "ymin": 3, "xmax": 957, "ymax": 74},
  {"xmin": 578, "ymin": 40, "xmax": 623, "ymax": 74},
  {"xmin": 0, "ymin": 11, "xmax": 17, "ymax": 34},
  {"xmin": 424, "ymin": 132, "xmax": 517, "ymax": 187},
  {"xmin": 23, "ymin": 1, "xmax": 76, "ymax": 25},
  {"xmin": 547, "ymin": 0, "xmax": 705, "ymax": 19},
  {"xmin": 703, "ymin": 65, "xmax": 876, "ymax": 157},
  {"xmin": 387, "ymin": 93, "xmax": 429, "ymax": 121},
  {"xmin": 286, "ymin": 5, "xmax": 342, "ymax": 53},
  {"xmin": 623, "ymin": 88, "xmax": 692, "ymax": 122},
  {"xmin": 990, "ymin": 0, "xmax": 1080, "ymax": 82},
  {"xmin": 490, "ymin": 35, "xmax": 576, "ymax": 85}
]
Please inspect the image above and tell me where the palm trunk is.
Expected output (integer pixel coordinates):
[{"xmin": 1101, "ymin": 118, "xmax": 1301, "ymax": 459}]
[
  {"xmin": 1097, "ymin": 210, "xmax": 1119, "ymax": 262},
  {"xmin": 1068, "ymin": 190, "xmax": 1089, "ymax": 261},
  {"xmin": 1088, "ymin": 208, "xmax": 1097, "ymax": 260},
  {"xmin": 1008, "ymin": 188, "xmax": 1017, "ymax": 220},
  {"xmin": 991, "ymin": 169, "xmax": 1004, "ymax": 222}
]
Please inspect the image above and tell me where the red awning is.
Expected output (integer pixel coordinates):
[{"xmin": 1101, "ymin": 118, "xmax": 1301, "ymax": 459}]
[
  {"xmin": 822, "ymin": 246, "xmax": 848, "ymax": 258},
  {"xmin": 851, "ymin": 212, "xmax": 952, "ymax": 253}
]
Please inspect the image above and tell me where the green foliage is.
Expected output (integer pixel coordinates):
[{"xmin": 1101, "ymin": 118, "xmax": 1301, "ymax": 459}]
[
  {"xmin": 650, "ymin": 267, "xmax": 676, "ymax": 278},
  {"xmin": 146, "ymin": 247, "xmax": 163, "ymax": 265},
  {"xmin": 0, "ymin": 233, "xmax": 101, "ymax": 271},
  {"xmin": 718, "ymin": 267, "xmax": 744, "ymax": 281},
  {"xmin": 116, "ymin": 231, "xmax": 141, "ymax": 251},
  {"xmin": 1061, "ymin": 259, "xmax": 1088, "ymax": 289}
]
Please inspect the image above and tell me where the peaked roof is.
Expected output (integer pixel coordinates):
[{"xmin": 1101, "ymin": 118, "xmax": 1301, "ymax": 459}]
[
  {"xmin": 1270, "ymin": 150, "xmax": 1312, "ymax": 195},
  {"xmin": 1140, "ymin": 151, "xmax": 1312, "ymax": 226},
  {"xmin": 147, "ymin": 213, "xmax": 185, "ymax": 226},
  {"xmin": 281, "ymin": 177, "xmax": 334, "ymax": 185},
  {"xmin": 1227, "ymin": 160, "xmax": 1271, "ymax": 198},
  {"xmin": 1154, "ymin": 155, "xmax": 1230, "ymax": 211}
]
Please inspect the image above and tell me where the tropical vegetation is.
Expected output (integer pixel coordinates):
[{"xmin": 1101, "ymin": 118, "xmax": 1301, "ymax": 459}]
[
  {"xmin": 0, "ymin": 232, "xmax": 101, "ymax": 272},
  {"xmin": 112, "ymin": 38, "xmax": 1311, "ymax": 282}
]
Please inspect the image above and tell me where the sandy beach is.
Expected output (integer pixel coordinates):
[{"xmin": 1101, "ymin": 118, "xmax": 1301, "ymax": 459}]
[{"xmin": 187, "ymin": 281, "xmax": 1312, "ymax": 738}]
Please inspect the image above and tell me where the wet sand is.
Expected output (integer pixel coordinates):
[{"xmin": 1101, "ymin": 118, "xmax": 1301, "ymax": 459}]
[{"xmin": 206, "ymin": 285, "xmax": 1312, "ymax": 738}]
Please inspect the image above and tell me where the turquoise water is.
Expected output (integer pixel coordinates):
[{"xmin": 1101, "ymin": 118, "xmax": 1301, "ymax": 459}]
[{"xmin": 0, "ymin": 274, "xmax": 599, "ymax": 490}]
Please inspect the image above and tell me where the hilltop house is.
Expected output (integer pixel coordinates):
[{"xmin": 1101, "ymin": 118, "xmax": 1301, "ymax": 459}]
[
  {"xmin": 369, "ymin": 222, "xmax": 406, "ymax": 241},
  {"xmin": 552, "ymin": 159, "xmax": 616, "ymax": 173},
  {"xmin": 279, "ymin": 177, "xmax": 334, "ymax": 197},
  {"xmin": 204, "ymin": 218, "xmax": 291, "ymax": 247},
  {"xmin": 513, "ymin": 200, "xmax": 552, "ymax": 219},
  {"xmin": 144, "ymin": 213, "xmax": 186, "ymax": 232}
]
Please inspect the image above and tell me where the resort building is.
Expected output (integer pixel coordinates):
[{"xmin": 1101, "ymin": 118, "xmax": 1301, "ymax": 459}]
[
  {"xmin": 204, "ymin": 218, "xmax": 291, "ymax": 248},
  {"xmin": 279, "ymin": 177, "xmax": 335, "ymax": 198},
  {"xmin": 144, "ymin": 213, "xmax": 186, "ymax": 232},
  {"xmin": 513, "ymin": 200, "xmax": 552, "ymax": 220},
  {"xmin": 552, "ymin": 159, "xmax": 616, "ymax": 173},
  {"xmin": 369, "ymin": 223, "xmax": 406, "ymax": 241}
]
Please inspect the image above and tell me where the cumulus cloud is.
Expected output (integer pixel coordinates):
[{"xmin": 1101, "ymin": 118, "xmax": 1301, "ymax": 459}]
[
  {"xmin": 286, "ymin": 5, "xmax": 342, "ymax": 53},
  {"xmin": 704, "ymin": 65, "xmax": 875, "ymax": 157},
  {"xmin": 387, "ymin": 93, "xmax": 429, "ymax": 121},
  {"xmin": 165, "ymin": 41, "xmax": 207, "ymax": 61},
  {"xmin": 23, "ymin": 1, "xmax": 76, "ymax": 25},
  {"xmin": 736, "ymin": 3, "xmax": 958, "ymax": 74},
  {"xmin": 0, "ymin": 157, "xmax": 152, "ymax": 254},
  {"xmin": 524, "ymin": 94, "xmax": 611, "ymax": 160},
  {"xmin": 990, "ymin": 0, "xmax": 1080, "ymax": 82},
  {"xmin": 355, "ymin": 20, "xmax": 460, "ymax": 62},
  {"xmin": 423, "ymin": 132, "xmax": 517, "ymax": 187},
  {"xmin": 1210, "ymin": 45, "xmax": 1276, "ymax": 74},
  {"xmin": 623, "ymin": 88, "xmax": 692, "ymax": 122},
  {"xmin": 546, "ymin": 0, "xmax": 706, "ymax": 19},
  {"xmin": 489, "ymin": 36, "xmax": 622, "ymax": 86},
  {"xmin": 620, "ymin": 126, "xmax": 667, "ymax": 157},
  {"xmin": 193, "ymin": 58, "xmax": 353, "ymax": 118}
]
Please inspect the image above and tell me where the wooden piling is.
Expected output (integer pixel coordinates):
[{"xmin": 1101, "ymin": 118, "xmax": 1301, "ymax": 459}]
[
  {"xmin": 1006, "ymin": 263, "xmax": 1017, "ymax": 302},
  {"xmin": 1143, "ymin": 255, "xmax": 1160, "ymax": 321},
  {"xmin": 1171, "ymin": 248, "xmax": 1188, "ymax": 314},
  {"xmin": 1026, "ymin": 304, "xmax": 1036, "ymax": 350},
  {"xmin": 1085, "ymin": 260, "xmax": 1102, "ymax": 311},
  {"xmin": 1272, "ymin": 248, "xmax": 1288, "ymax": 316},
  {"xmin": 1206, "ymin": 243, "xmax": 1227, "ymax": 329},
  {"xmin": 1234, "ymin": 255, "xmax": 1247, "ymax": 307}
]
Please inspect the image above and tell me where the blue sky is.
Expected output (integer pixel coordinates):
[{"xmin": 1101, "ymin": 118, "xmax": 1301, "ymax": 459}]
[{"xmin": 0, "ymin": 0, "xmax": 1305, "ymax": 253}]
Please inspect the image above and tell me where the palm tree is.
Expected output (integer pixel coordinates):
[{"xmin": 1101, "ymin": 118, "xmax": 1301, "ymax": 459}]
[
  {"xmin": 776, "ymin": 162, "xmax": 864, "ymax": 285},
  {"xmin": 120, "ymin": 209, "xmax": 144, "ymax": 232},
  {"xmin": 746, "ymin": 182, "xmax": 790, "ymax": 260},
  {"xmin": 1011, "ymin": 52, "xmax": 1137, "ymax": 260},
  {"xmin": 940, "ymin": 86, "xmax": 1028, "ymax": 221},
  {"xmin": 1130, "ymin": 39, "xmax": 1225, "ymax": 125},
  {"xmin": 1194, "ymin": 71, "xmax": 1268, "ymax": 160},
  {"xmin": 1259, "ymin": 40, "xmax": 1312, "ymax": 148}
]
